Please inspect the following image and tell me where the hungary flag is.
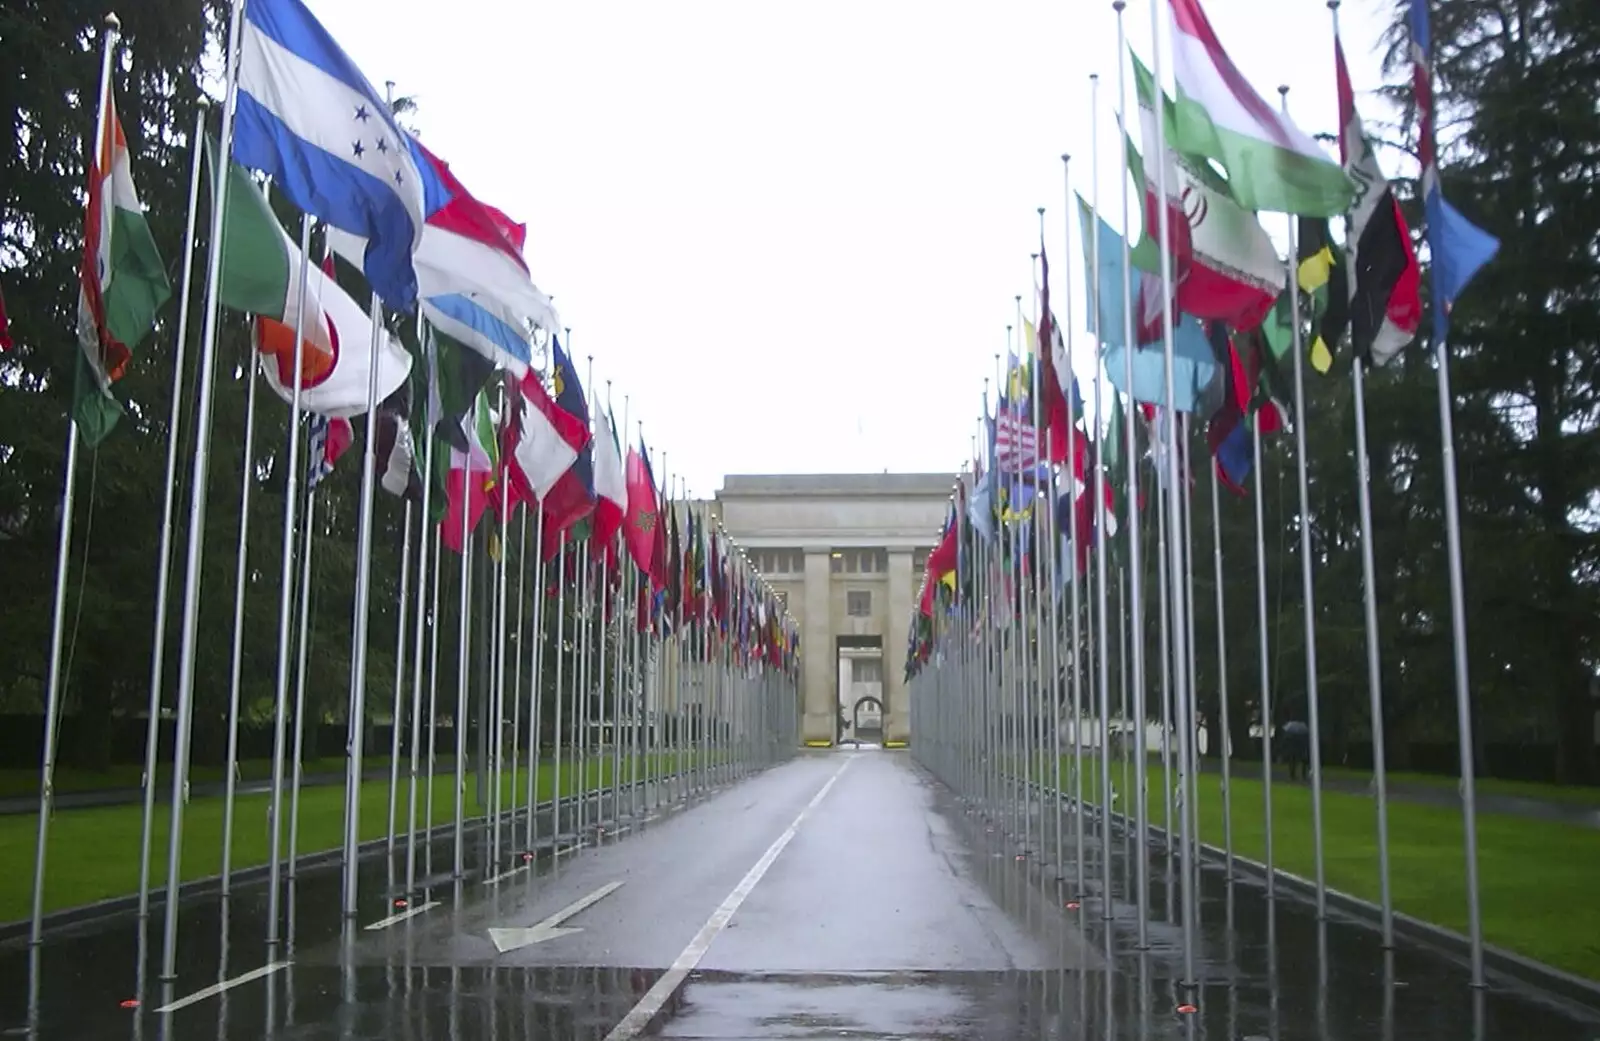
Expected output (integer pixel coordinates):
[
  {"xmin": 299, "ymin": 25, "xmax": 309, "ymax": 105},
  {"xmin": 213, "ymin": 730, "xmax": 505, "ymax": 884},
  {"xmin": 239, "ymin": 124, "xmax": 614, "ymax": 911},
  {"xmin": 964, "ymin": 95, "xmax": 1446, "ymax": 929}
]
[
  {"xmin": 74, "ymin": 77, "xmax": 170, "ymax": 446},
  {"xmin": 209, "ymin": 138, "xmax": 411, "ymax": 418}
]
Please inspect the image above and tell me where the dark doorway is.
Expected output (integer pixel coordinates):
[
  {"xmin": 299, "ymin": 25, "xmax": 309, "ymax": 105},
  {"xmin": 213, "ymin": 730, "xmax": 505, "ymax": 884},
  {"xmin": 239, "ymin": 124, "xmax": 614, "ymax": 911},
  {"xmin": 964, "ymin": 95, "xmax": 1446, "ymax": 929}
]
[{"xmin": 835, "ymin": 634, "xmax": 883, "ymax": 747}]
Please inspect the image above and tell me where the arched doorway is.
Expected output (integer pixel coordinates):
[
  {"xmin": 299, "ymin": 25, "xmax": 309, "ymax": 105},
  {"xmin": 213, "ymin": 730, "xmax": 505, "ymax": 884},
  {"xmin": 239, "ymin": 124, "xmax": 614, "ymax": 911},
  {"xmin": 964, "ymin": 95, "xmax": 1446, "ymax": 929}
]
[{"xmin": 849, "ymin": 695, "xmax": 884, "ymax": 746}]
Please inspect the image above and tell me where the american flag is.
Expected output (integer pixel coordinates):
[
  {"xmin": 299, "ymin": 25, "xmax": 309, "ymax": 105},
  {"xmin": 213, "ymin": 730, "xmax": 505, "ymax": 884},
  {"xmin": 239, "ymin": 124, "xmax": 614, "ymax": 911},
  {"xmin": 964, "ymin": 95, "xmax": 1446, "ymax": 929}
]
[{"xmin": 994, "ymin": 412, "xmax": 1040, "ymax": 474}]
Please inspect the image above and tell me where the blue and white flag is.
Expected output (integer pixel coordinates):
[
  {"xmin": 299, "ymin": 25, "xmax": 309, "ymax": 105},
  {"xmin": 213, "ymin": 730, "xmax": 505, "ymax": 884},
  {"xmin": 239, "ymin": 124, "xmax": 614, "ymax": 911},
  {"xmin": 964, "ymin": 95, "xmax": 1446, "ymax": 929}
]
[{"xmin": 233, "ymin": 0, "xmax": 425, "ymax": 310}]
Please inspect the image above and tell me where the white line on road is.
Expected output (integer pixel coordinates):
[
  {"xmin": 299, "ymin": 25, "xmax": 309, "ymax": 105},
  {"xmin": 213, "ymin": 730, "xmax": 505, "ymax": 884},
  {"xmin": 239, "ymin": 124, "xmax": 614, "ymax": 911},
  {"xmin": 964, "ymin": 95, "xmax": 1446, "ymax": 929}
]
[
  {"xmin": 484, "ymin": 864, "xmax": 532, "ymax": 886},
  {"xmin": 152, "ymin": 961, "xmax": 289, "ymax": 1014},
  {"xmin": 364, "ymin": 900, "xmax": 441, "ymax": 930},
  {"xmin": 602, "ymin": 756, "xmax": 854, "ymax": 1041}
]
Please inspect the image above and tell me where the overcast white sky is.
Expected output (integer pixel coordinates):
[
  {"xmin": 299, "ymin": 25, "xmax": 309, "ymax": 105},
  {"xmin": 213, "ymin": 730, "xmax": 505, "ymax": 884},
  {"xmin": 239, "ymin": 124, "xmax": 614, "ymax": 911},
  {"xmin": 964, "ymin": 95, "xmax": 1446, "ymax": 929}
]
[{"xmin": 310, "ymin": 0, "xmax": 1399, "ymax": 498}]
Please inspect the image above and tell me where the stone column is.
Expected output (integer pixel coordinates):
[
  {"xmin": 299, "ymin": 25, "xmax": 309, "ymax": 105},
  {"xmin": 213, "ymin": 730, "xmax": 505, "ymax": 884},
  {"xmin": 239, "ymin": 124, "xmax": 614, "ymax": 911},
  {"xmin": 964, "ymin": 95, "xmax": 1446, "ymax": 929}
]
[
  {"xmin": 885, "ymin": 548, "xmax": 914, "ymax": 744},
  {"xmin": 802, "ymin": 548, "xmax": 834, "ymax": 744}
]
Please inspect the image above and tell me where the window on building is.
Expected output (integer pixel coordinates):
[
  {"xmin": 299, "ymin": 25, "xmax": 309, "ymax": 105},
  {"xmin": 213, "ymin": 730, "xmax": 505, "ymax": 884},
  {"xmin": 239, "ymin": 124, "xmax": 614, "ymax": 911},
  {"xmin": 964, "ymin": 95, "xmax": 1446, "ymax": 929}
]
[
  {"xmin": 831, "ymin": 548, "xmax": 887, "ymax": 574},
  {"xmin": 754, "ymin": 548, "xmax": 803, "ymax": 575},
  {"xmin": 912, "ymin": 547, "xmax": 931, "ymax": 573},
  {"xmin": 846, "ymin": 590, "xmax": 872, "ymax": 616},
  {"xmin": 854, "ymin": 658, "xmax": 883, "ymax": 683}
]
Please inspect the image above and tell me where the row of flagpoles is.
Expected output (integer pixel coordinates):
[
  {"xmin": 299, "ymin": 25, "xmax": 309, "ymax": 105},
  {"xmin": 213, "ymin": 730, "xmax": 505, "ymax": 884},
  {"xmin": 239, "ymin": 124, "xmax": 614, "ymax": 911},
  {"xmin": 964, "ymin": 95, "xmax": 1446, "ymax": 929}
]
[
  {"xmin": 31, "ymin": 0, "xmax": 802, "ymax": 982},
  {"xmin": 907, "ymin": 0, "xmax": 1498, "ymax": 990}
]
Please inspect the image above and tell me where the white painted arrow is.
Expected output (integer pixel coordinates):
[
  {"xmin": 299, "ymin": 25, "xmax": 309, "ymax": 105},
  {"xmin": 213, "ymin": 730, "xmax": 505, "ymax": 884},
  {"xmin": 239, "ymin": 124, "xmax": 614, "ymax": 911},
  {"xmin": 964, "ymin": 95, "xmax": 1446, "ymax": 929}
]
[{"xmin": 488, "ymin": 881, "xmax": 625, "ymax": 953}]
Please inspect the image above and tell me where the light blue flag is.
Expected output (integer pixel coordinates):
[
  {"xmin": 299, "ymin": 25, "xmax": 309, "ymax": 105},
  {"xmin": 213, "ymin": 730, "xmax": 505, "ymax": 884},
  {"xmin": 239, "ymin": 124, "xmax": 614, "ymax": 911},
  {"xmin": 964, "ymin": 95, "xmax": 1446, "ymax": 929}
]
[
  {"xmin": 1076, "ymin": 196, "xmax": 1220, "ymax": 414},
  {"xmin": 233, "ymin": 0, "xmax": 426, "ymax": 310}
]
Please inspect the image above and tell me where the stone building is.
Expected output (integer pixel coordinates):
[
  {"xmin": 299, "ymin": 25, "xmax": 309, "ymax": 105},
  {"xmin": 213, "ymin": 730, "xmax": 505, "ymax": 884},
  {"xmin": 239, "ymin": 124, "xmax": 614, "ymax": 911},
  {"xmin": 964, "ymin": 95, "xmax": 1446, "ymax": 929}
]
[{"xmin": 712, "ymin": 474, "xmax": 955, "ymax": 746}]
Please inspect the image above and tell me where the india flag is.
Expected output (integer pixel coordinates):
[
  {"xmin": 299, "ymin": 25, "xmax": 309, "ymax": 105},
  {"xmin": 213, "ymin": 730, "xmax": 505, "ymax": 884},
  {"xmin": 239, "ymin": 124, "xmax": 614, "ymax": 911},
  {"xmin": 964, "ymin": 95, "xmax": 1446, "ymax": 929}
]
[
  {"xmin": 1165, "ymin": 0, "xmax": 1354, "ymax": 218},
  {"xmin": 75, "ymin": 77, "xmax": 170, "ymax": 445}
]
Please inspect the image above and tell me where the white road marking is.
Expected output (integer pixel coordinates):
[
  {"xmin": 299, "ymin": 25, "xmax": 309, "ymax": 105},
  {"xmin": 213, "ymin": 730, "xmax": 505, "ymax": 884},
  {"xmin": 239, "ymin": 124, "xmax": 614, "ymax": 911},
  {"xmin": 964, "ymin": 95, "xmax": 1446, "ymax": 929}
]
[
  {"xmin": 602, "ymin": 757, "xmax": 854, "ymax": 1041},
  {"xmin": 363, "ymin": 900, "xmax": 441, "ymax": 930},
  {"xmin": 488, "ymin": 880, "xmax": 626, "ymax": 953},
  {"xmin": 152, "ymin": 961, "xmax": 289, "ymax": 1014},
  {"xmin": 484, "ymin": 863, "xmax": 532, "ymax": 886}
]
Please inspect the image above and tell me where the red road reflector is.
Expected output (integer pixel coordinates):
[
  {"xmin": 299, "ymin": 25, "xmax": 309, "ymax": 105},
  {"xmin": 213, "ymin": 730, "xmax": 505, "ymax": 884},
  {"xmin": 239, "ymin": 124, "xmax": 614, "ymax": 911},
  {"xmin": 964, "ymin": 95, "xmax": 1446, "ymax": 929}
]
[
  {"xmin": 1177, "ymin": 1004, "xmax": 1198, "ymax": 1014},
  {"xmin": 120, "ymin": 1000, "xmax": 140, "ymax": 1009},
  {"xmin": 394, "ymin": 898, "xmax": 408, "ymax": 909},
  {"xmin": 522, "ymin": 852, "xmax": 534, "ymax": 862},
  {"xmin": 1066, "ymin": 902, "xmax": 1081, "ymax": 910}
]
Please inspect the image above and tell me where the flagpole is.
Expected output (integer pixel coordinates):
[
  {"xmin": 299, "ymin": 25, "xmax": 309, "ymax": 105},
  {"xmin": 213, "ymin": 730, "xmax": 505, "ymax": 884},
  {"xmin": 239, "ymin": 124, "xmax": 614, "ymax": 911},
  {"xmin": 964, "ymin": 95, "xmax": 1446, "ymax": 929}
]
[
  {"xmin": 490, "ymin": 384, "xmax": 512, "ymax": 872},
  {"xmin": 607, "ymin": 382, "xmax": 625, "ymax": 822},
  {"xmin": 1179, "ymin": 418, "xmax": 1203, "ymax": 907},
  {"xmin": 1276, "ymin": 85, "xmax": 1328, "ymax": 922},
  {"xmin": 405, "ymin": 330, "xmax": 438, "ymax": 895},
  {"xmin": 1112, "ymin": 0, "xmax": 1151, "ymax": 943},
  {"xmin": 550, "ymin": 540, "xmax": 569, "ymax": 838},
  {"xmin": 452, "ymin": 425, "xmax": 474, "ymax": 878},
  {"xmin": 29, "ymin": 13, "xmax": 118, "ymax": 947},
  {"xmin": 1038, "ymin": 213, "xmax": 1067, "ymax": 885},
  {"xmin": 1155, "ymin": 430, "xmax": 1173, "ymax": 857},
  {"xmin": 576, "ymin": 497, "xmax": 593, "ymax": 837},
  {"xmin": 1148, "ymin": 0, "xmax": 1197, "ymax": 987},
  {"xmin": 158, "ymin": 0, "xmax": 246, "ymax": 976},
  {"xmin": 1410, "ymin": 0, "xmax": 1485, "ymax": 981},
  {"xmin": 1208, "ymin": 456, "xmax": 1233, "ymax": 880},
  {"xmin": 508, "ymin": 502, "xmax": 528, "ymax": 850},
  {"xmin": 425, "ymin": 522, "xmax": 443, "ymax": 875},
  {"xmin": 1325, "ymin": 0, "xmax": 1392, "ymax": 947},
  {"xmin": 1251, "ymin": 404, "xmax": 1275, "ymax": 896},
  {"xmin": 339, "ymin": 280, "xmax": 389, "ymax": 918},
  {"xmin": 131, "ymin": 94, "xmax": 206, "ymax": 925},
  {"xmin": 219, "ymin": 328, "xmax": 262, "ymax": 899},
  {"xmin": 287, "ymin": 486, "xmax": 317, "ymax": 880},
  {"xmin": 525, "ymin": 506, "xmax": 547, "ymax": 853},
  {"xmin": 386, "ymin": 500, "xmax": 415, "ymax": 863},
  {"xmin": 1057, "ymin": 155, "xmax": 1088, "ymax": 902}
]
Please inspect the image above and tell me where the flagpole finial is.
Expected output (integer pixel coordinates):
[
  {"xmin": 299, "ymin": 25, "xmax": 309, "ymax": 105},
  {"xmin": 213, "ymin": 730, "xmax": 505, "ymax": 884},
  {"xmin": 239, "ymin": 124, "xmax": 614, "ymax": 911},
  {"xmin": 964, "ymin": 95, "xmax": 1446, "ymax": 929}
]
[
  {"xmin": 104, "ymin": 11, "xmax": 120, "ymax": 29},
  {"xmin": 1113, "ymin": 0, "xmax": 1125, "ymax": 12},
  {"xmin": 1061, "ymin": 153, "xmax": 1070, "ymax": 165},
  {"xmin": 1278, "ymin": 84, "xmax": 1290, "ymax": 98},
  {"xmin": 1327, "ymin": 0, "xmax": 1340, "ymax": 9},
  {"xmin": 1037, "ymin": 206, "xmax": 1045, "ymax": 218}
]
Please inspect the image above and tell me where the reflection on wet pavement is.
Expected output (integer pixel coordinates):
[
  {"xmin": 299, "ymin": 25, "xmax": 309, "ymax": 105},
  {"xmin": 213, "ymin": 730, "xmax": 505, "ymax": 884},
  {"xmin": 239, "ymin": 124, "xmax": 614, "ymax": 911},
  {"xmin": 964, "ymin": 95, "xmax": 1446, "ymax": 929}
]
[{"xmin": 3, "ymin": 753, "xmax": 1598, "ymax": 1040}]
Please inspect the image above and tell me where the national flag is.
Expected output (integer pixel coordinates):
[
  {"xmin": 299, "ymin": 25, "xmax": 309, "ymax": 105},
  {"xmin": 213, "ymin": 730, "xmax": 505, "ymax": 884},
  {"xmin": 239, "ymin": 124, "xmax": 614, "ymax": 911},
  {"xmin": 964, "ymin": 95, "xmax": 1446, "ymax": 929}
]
[
  {"xmin": 592, "ymin": 404, "xmax": 628, "ymax": 548},
  {"xmin": 441, "ymin": 389, "xmax": 497, "ymax": 553},
  {"xmin": 1165, "ymin": 0, "xmax": 1354, "ymax": 217},
  {"xmin": 232, "ymin": 0, "xmax": 425, "ymax": 309},
  {"xmin": 503, "ymin": 363, "xmax": 591, "ymax": 535},
  {"xmin": 375, "ymin": 382, "xmax": 423, "ymax": 500},
  {"xmin": 305, "ymin": 413, "xmax": 353, "ymax": 489},
  {"xmin": 211, "ymin": 140, "xmax": 412, "ymax": 416},
  {"xmin": 1335, "ymin": 36, "xmax": 1421, "ymax": 367},
  {"xmin": 1295, "ymin": 218, "xmax": 1347, "ymax": 374},
  {"xmin": 1078, "ymin": 196, "xmax": 1221, "ymax": 413},
  {"xmin": 419, "ymin": 324, "xmax": 495, "ymax": 451},
  {"xmin": 1408, "ymin": 0, "xmax": 1498, "ymax": 340},
  {"xmin": 73, "ymin": 75, "xmax": 171, "ymax": 445},
  {"xmin": 993, "ymin": 411, "xmax": 1039, "ymax": 474},
  {"xmin": 328, "ymin": 140, "xmax": 559, "ymax": 375},
  {"xmin": 624, "ymin": 439, "xmax": 661, "ymax": 582},
  {"xmin": 1131, "ymin": 52, "xmax": 1281, "ymax": 331}
]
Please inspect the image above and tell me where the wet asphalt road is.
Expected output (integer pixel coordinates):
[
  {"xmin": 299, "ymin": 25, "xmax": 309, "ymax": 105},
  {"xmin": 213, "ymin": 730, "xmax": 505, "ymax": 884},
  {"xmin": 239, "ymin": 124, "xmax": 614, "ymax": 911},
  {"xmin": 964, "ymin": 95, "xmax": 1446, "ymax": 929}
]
[{"xmin": 3, "ymin": 750, "xmax": 1599, "ymax": 1040}]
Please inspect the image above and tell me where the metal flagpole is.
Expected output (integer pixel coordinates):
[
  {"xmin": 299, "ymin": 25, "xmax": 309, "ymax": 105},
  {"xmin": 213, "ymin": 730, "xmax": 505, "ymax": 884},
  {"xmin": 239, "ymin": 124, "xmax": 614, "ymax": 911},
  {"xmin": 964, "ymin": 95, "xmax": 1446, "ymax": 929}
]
[
  {"xmin": 1209, "ymin": 459, "xmax": 1234, "ymax": 880},
  {"xmin": 406, "ymin": 357, "xmax": 438, "ymax": 895},
  {"xmin": 1149, "ymin": 0, "xmax": 1197, "ymax": 985},
  {"xmin": 490, "ymin": 404, "xmax": 512, "ymax": 871},
  {"xmin": 1252, "ymin": 406, "xmax": 1275, "ymax": 895},
  {"xmin": 525, "ymin": 507, "xmax": 547, "ymax": 852},
  {"xmin": 425, "ymin": 524, "xmax": 442, "ymax": 876},
  {"xmin": 1409, "ymin": 0, "xmax": 1485, "ymax": 981},
  {"xmin": 1038, "ymin": 209, "xmax": 1067, "ymax": 882},
  {"xmin": 1180, "ymin": 420, "xmax": 1203, "ymax": 906},
  {"xmin": 551, "ymin": 543, "xmax": 569, "ymax": 837},
  {"xmin": 131, "ymin": 93, "xmax": 206, "ymax": 924},
  {"xmin": 158, "ymin": 0, "xmax": 246, "ymax": 977},
  {"xmin": 1156, "ymin": 436, "xmax": 1173, "ymax": 853},
  {"xmin": 508, "ymin": 505, "xmax": 527, "ymax": 847},
  {"xmin": 340, "ymin": 283, "xmax": 390, "ymax": 919},
  {"xmin": 1088, "ymin": 71, "xmax": 1118, "ymax": 919},
  {"xmin": 1327, "ymin": 0, "xmax": 1393, "ymax": 947},
  {"xmin": 386, "ymin": 501, "xmax": 415, "ymax": 861},
  {"xmin": 1113, "ymin": 0, "xmax": 1151, "ymax": 943},
  {"xmin": 220, "ymin": 326, "xmax": 262, "ymax": 898},
  {"xmin": 1277, "ymin": 85, "xmax": 1328, "ymax": 920},
  {"xmin": 576, "ymin": 507, "xmax": 593, "ymax": 836},
  {"xmin": 31, "ymin": 16, "xmax": 118, "ymax": 946},
  {"xmin": 453, "ymin": 444, "xmax": 474, "ymax": 878},
  {"xmin": 287, "ymin": 486, "xmax": 317, "ymax": 880},
  {"xmin": 1059, "ymin": 154, "xmax": 1086, "ymax": 900}
]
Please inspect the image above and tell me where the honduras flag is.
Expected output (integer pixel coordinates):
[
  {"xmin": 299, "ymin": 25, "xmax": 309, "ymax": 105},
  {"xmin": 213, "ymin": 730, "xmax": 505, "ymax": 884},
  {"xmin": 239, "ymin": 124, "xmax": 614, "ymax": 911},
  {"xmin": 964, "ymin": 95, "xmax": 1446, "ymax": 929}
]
[
  {"xmin": 233, "ymin": 0, "xmax": 424, "ymax": 310},
  {"xmin": 329, "ymin": 140, "xmax": 559, "ymax": 376}
]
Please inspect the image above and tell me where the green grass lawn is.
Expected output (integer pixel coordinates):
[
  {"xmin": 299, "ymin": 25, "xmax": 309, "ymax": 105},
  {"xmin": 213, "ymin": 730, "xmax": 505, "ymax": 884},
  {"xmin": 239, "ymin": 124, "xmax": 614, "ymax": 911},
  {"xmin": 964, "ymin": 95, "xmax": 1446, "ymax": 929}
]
[
  {"xmin": 1, "ymin": 751, "xmax": 702, "ymax": 925},
  {"xmin": 0, "ymin": 756, "xmax": 448, "ymax": 801},
  {"xmin": 1052, "ymin": 755, "xmax": 1600, "ymax": 981}
]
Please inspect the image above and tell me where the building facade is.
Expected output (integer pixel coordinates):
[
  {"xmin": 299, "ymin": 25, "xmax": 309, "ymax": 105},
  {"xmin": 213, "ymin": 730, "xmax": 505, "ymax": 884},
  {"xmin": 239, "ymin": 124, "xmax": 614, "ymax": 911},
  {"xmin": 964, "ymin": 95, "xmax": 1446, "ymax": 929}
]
[{"xmin": 713, "ymin": 474, "xmax": 954, "ymax": 746}]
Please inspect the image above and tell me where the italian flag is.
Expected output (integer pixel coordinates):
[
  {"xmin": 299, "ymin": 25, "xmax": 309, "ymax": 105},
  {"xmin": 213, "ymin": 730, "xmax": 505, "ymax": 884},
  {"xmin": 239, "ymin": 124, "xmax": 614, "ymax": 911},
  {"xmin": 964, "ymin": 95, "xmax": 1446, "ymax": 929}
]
[
  {"xmin": 1166, "ymin": 0, "xmax": 1354, "ymax": 218},
  {"xmin": 75, "ymin": 77, "xmax": 170, "ymax": 445}
]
